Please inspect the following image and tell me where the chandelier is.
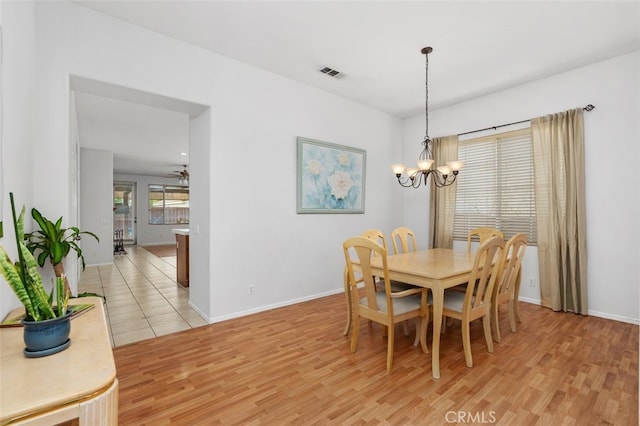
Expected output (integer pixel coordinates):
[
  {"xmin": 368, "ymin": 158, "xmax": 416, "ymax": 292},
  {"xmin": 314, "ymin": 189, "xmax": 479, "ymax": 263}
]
[{"xmin": 392, "ymin": 47, "xmax": 463, "ymax": 188}]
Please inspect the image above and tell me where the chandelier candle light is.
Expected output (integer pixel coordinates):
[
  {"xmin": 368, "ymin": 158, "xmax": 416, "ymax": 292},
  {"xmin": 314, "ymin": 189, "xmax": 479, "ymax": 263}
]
[{"xmin": 392, "ymin": 47, "xmax": 463, "ymax": 188}]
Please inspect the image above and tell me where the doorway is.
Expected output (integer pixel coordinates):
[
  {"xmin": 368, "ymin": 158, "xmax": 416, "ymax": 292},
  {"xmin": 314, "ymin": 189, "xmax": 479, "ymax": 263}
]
[
  {"xmin": 72, "ymin": 76, "xmax": 211, "ymax": 321},
  {"xmin": 113, "ymin": 182, "xmax": 136, "ymax": 245}
]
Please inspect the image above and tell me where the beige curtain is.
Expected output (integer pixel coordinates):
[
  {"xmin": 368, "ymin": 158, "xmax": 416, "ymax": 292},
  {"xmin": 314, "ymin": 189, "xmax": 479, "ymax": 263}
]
[
  {"xmin": 531, "ymin": 108, "xmax": 588, "ymax": 314},
  {"xmin": 429, "ymin": 135, "xmax": 458, "ymax": 249}
]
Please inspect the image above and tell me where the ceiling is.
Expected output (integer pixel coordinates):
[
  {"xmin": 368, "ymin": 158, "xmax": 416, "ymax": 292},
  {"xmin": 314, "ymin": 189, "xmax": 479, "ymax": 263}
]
[{"xmin": 72, "ymin": 0, "xmax": 640, "ymax": 177}]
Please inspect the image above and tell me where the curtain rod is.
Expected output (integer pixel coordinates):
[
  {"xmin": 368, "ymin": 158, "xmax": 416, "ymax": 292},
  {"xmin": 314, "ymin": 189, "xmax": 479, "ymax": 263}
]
[{"xmin": 457, "ymin": 104, "xmax": 595, "ymax": 137}]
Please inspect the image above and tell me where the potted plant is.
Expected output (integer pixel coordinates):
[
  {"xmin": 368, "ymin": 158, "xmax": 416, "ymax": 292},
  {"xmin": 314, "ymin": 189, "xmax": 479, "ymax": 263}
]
[
  {"xmin": 0, "ymin": 193, "xmax": 71, "ymax": 357},
  {"xmin": 25, "ymin": 207, "xmax": 99, "ymax": 296}
]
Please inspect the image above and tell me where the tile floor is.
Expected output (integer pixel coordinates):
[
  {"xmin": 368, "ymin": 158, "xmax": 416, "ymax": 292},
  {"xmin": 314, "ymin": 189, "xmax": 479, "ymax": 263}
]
[{"xmin": 78, "ymin": 245, "xmax": 207, "ymax": 347}]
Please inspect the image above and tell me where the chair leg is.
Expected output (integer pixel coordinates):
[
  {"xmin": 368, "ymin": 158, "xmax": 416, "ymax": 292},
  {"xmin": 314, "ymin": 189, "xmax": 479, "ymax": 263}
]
[
  {"xmin": 386, "ymin": 324, "xmax": 394, "ymax": 373},
  {"xmin": 343, "ymin": 294, "xmax": 352, "ymax": 336},
  {"xmin": 461, "ymin": 320, "xmax": 473, "ymax": 367},
  {"xmin": 350, "ymin": 317, "xmax": 360, "ymax": 353},
  {"xmin": 514, "ymin": 271, "xmax": 522, "ymax": 324},
  {"xmin": 403, "ymin": 320, "xmax": 410, "ymax": 336},
  {"xmin": 492, "ymin": 302, "xmax": 501, "ymax": 343},
  {"xmin": 507, "ymin": 300, "xmax": 517, "ymax": 333},
  {"xmin": 442, "ymin": 316, "xmax": 454, "ymax": 334},
  {"xmin": 483, "ymin": 315, "xmax": 494, "ymax": 353},
  {"xmin": 343, "ymin": 269, "xmax": 351, "ymax": 336},
  {"xmin": 414, "ymin": 309, "xmax": 430, "ymax": 353},
  {"xmin": 417, "ymin": 315, "xmax": 429, "ymax": 353}
]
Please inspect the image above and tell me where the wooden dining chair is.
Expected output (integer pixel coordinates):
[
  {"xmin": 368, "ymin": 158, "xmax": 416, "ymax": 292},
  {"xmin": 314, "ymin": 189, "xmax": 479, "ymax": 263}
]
[
  {"xmin": 360, "ymin": 229, "xmax": 412, "ymax": 337},
  {"xmin": 343, "ymin": 236, "xmax": 429, "ymax": 373},
  {"xmin": 390, "ymin": 226, "xmax": 425, "ymax": 344},
  {"xmin": 436, "ymin": 236, "xmax": 504, "ymax": 368},
  {"xmin": 491, "ymin": 233, "xmax": 527, "ymax": 342},
  {"xmin": 446, "ymin": 227, "xmax": 503, "ymax": 300},
  {"xmin": 343, "ymin": 229, "xmax": 395, "ymax": 336},
  {"xmin": 466, "ymin": 227, "xmax": 504, "ymax": 253},
  {"xmin": 391, "ymin": 226, "xmax": 418, "ymax": 255}
]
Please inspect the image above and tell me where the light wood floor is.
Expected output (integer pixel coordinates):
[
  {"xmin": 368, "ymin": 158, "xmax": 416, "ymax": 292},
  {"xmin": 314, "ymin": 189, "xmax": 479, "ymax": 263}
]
[{"xmin": 113, "ymin": 294, "xmax": 638, "ymax": 425}]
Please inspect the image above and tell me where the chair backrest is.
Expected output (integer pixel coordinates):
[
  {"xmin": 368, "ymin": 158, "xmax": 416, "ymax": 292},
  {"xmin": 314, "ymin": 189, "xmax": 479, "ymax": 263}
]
[
  {"xmin": 361, "ymin": 229, "xmax": 388, "ymax": 257},
  {"xmin": 494, "ymin": 233, "xmax": 528, "ymax": 303},
  {"xmin": 467, "ymin": 227, "xmax": 504, "ymax": 253},
  {"xmin": 343, "ymin": 236, "xmax": 390, "ymax": 313},
  {"xmin": 391, "ymin": 227, "xmax": 418, "ymax": 254},
  {"xmin": 465, "ymin": 236, "xmax": 504, "ymax": 311}
]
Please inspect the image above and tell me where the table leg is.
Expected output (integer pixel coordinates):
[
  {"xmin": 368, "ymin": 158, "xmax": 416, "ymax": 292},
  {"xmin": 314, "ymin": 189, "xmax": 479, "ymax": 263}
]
[
  {"xmin": 430, "ymin": 288, "xmax": 444, "ymax": 380},
  {"xmin": 79, "ymin": 378, "xmax": 118, "ymax": 425}
]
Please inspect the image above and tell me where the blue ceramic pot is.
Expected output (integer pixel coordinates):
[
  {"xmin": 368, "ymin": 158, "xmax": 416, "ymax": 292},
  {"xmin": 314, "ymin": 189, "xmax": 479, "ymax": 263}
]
[{"xmin": 21, "ymin": 311, "xmax": 72, "ymax": 357}]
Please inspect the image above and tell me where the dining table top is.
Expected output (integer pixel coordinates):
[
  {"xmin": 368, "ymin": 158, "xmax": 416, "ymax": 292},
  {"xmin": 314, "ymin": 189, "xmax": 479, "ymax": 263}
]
[{"xmin": 368, "ymin": 248, "xmax": 476, "ymax": 288}]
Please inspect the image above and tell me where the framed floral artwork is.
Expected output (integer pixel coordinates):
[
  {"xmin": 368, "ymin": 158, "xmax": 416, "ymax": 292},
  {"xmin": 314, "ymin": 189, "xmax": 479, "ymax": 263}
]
[{"xmin": 296, "ymin": 137, "xmax": 366, "ymax": 214}]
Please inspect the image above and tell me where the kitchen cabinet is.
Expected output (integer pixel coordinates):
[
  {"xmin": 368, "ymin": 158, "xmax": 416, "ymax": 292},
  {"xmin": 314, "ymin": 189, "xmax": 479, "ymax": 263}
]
[{"xmin": 173, "ymin": 229, "xmax": 189, "ymax": 287}]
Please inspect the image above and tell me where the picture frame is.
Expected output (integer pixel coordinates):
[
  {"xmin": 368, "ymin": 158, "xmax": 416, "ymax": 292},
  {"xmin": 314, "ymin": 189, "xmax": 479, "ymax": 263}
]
[{"xmin": 296, "ymin": 137, "xmax": 366, "ymax": 214}]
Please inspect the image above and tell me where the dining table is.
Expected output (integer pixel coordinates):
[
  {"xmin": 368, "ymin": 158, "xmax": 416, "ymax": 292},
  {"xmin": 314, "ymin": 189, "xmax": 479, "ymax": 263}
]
[{"xmin": 359, "ymin": 248, "xmax": 478, "ymax": 380}]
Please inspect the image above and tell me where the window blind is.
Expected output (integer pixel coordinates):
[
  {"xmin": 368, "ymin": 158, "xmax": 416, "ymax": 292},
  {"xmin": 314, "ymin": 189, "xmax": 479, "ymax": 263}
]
[{"xmin": 453, "ymin": 128, "xmax": 537, "ymax": 244}]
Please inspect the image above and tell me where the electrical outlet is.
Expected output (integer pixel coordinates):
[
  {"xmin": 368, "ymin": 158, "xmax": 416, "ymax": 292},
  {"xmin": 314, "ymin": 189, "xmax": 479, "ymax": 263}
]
[
  {"xmin": 248, "ymin": 285, "xmax": 255, "ymax": 295},
  {"xmin": 528, "ymin": 277, "xmax": 535, "ymax": 287}
]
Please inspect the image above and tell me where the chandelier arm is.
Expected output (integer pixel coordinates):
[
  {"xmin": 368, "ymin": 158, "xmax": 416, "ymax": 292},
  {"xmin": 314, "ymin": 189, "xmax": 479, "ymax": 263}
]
[
  {"xmin": 431, "ymin": 170, "xmax": 458, "ymax": 188},
  {"xmin": 421, "ymin": 170, "xmax": 431, "ymax": 187},
  {"xmin": 396, "ymin": 175, "xmax": 421, "ymax": 188}
]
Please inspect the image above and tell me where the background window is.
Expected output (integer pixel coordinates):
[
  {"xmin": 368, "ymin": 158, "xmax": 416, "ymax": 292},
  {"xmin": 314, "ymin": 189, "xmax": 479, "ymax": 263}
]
[
  {"xmin": 148, "ymin": 185, "xmax": 189, "ymax": 225},
  {"xmin": 453, "ymin": 128, "xmax": 536, "ymax": 244}
]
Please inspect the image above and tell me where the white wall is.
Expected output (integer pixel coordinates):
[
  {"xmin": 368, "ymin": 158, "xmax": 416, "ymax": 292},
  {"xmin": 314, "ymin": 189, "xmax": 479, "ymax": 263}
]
[
  {"xmin": 0, "ymin": 1, "xmax": 37, "ymax": 315},
  {"xmin": 0, "ymin": 1, "xmax": 403, "ymax": 321},
  {"xmin": 80, "ymin": 148, "xmax": 113, "ymax": 266},
  {"xmin": 188, "ymin": 109, "xmax": 211, "ymax": 319},
  {"xmin": 403, "ymin": 51, "xmax": 640, "ymax": 324}
]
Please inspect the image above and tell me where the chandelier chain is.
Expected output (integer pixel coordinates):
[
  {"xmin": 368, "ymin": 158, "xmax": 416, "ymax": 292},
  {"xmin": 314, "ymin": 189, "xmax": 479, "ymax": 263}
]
[{"xmin": 424, "ymin": 49, "xmax": 429, "ymax": 143}]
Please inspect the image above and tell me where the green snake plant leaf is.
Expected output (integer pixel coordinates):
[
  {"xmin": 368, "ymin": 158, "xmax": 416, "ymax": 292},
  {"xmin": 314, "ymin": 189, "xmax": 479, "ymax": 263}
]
[
  {"xmin": 16, "ymin": 206, "xmax": 25, "ymax": 242},
  {"xmin": 20, "ymin": 242, "xmax": 55, "ymax": 320},
  {"xmin": 0, "ymin": 246, "xmax": 37, "ymax": 320}
]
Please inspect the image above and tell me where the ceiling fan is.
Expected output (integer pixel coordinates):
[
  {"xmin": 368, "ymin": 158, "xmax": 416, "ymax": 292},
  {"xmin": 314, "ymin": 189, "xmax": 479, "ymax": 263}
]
[{"xmin": 168, "ymin": 165, "xmax": 189, "ymax": 185}]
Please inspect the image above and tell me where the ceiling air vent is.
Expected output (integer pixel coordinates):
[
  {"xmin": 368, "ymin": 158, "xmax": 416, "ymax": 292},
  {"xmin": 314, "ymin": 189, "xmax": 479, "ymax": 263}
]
[{"xmin": 319, "ymin": 66, "xmax": 345, "ymax": 79}]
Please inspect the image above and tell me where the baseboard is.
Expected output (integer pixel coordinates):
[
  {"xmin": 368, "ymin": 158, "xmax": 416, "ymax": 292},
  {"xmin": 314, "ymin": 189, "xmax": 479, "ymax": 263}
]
[
  {"xmin": 187, "ymin": 300, "xmax": 210, "ymax": 323},
  {"xmin": 518, "ymin": 296, "xmax": 639, "ymax": 325},
  {"xmin": 518, "ymin": 296, "xmax": 541, "ymax": 305},
  {"xmin": 587, "ymin": 309, "xmax": 639, "ymax": 325},
  {"xmin": 203, "ymin": 288, "xmax": 344, "ymax": 324},
  {"xmin": 194, "ymin": 290, "xmax": 640, "ymax": 326}
]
